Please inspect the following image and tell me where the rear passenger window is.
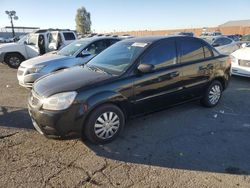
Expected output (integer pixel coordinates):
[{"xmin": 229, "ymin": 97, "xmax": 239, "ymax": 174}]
[
  {"xmin": 203, "ymin": 45, "xmax": 213, "ymax": 58},
  {"xmin": 180, "ymin": 39, "xmax": 204, "ymax": 63},
  {"xmin": 63, "ymin": 33, "xmax": 76, "ymax": 40},
  {"xmin": 141, "ymin": 40, "xmax": 177, "ymax": 69}
]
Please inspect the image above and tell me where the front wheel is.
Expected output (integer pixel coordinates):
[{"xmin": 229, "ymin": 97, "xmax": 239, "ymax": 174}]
[
  {"xmin": 83, "ymin": 104, "xmax": 125, "ymax": 144},
  {"xmin": 201, "ymin": 80, "xmax": 223, "ymax": 107},
  {"xmin": 5, "ymin": 53, "xmax": 24, "ymax": 68}
]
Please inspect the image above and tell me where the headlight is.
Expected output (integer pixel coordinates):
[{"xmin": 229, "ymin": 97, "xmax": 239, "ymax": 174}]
[
  {"xmin": 28, "ymin": 65, "xmax": 45, "ymax": 74},
  {"xmin": 42, "ymin": 91, "xmax": 77, "ymax": 110}
]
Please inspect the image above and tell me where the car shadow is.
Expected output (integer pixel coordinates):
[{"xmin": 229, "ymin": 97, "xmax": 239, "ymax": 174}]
[
  {"xmin": 0, "ymin": 106, "xmax": 34, "ymax": 129},
  {"xmin": 1, "ymin": 98, "xmax": 250, "ymax": 176},
  {"xmin": 85, "ymin": 101, "xmax": 250, "ymax": 175}
]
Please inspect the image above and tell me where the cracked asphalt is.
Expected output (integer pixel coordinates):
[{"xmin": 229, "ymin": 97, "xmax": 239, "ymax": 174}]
[{"xmin": 0, "ymin": 63, "xmax": 250, "ymax": 188}]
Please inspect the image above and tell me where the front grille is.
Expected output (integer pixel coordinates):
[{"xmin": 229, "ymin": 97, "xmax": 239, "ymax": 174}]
[{"xmin": 239, "ymin": 60, "xmax": 250, "ymax": 67}]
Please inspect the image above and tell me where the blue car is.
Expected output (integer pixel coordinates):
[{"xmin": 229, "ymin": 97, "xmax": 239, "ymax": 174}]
[{"xmin": 17, "ymin": 36, "xmax": 121, "ymax": 88}]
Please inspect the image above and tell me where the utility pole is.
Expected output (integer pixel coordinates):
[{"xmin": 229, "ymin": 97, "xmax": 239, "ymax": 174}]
[{"xmin": 5, "ymin": 10, "xmax": 18, "ymax": 38}]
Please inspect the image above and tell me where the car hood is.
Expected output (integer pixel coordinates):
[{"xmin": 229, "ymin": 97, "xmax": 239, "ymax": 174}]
[
  {"xmin": 0, "ymin": 42, "xmax": 22, "ymax": 51},
  {"xmin": 33, "ymin": 65, "xmax": 112, "ymax": 97},
  {"xmin": 231, "ymin": 47, "xmax": 250, "ymax": 60},
  {"xmin": 20, "ymin": 53, "xmax": 73, "ymax": 68}
]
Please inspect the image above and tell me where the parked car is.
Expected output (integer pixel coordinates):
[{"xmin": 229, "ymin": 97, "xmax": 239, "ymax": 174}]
[
  {"xmin": 0, "ymin": 37, "xmax": 5, "ymax": 43},
  {"xmin": 231, "ymin": 43, "xmax": 250, "ymax": 77},
  {"xmin": 0, "ymin": 29, "xmax": 76, "ymax": 68},
  {"xmin": 201, "ymin": 36, "xmax": 239, "ymax": 55},
  {"xmin": 226, "ymin": 35, "xmax": 240, "ymax": 41},
  {"xmin": 17, "ymin": 36, "xmax": 121, "ymax": 88},
  {"xmin": 200, "ymin": 32, "xmax": 222, "ymax": 37},
  {"xmin": 28, "ymin": 36, "xmax": 231, "ymax": 144},
  {"xmin": 175, "ymin": 32, "xmax": 194, "ymax": 37},
  {"xmin": 241, "ymin": 34, "xmax": 250, "ymax": 42}
]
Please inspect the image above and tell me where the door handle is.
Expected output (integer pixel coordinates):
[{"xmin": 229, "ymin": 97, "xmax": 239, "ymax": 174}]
[{"xmin": 170, "ymin": 71, "xmax": 180, "ymax": 78}]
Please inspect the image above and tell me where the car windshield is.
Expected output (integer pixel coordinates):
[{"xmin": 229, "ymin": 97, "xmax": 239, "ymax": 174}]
[
  {"xmin": 57, "ymin": 40, "xmax": 89, "ymax": 56},
  {"xmin": 87, "ymin": 41, "xmax": 149, "ymax": 75},
  {"xmin": 17, "ymin": 35, "xmax": 27, "ymax": 44}
]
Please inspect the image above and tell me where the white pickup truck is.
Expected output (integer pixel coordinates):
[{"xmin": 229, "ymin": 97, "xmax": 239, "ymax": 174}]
[{"xmin": 0, "ymin": 29, "xmax": 77, "ymax": 68}]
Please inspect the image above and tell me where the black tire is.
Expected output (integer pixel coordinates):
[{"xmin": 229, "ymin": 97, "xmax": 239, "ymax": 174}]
[
  {"xmin": 84, "ymin": 104, "xmax": 125, "ymax": 144},
  {"xmin": 201, "ymin": 80, "xmax": 223, "ymax": 108},
  {"xmin": 5, "ymin": 53, "xmax": 24, "ymax": 68}
]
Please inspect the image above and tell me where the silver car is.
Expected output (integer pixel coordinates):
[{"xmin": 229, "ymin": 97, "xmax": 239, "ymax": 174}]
[
  {"xmin": 201, "ymin": 36, "xmax": 239, "ymax": 55},
  {"xmin": 17, "ymin": 36, "xmax": 121, "ymax": 88}
]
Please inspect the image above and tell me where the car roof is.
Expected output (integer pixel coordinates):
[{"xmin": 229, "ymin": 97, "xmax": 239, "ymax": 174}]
[
  {"xmin": 79, "ymin": 36, "xmax": 121, "ymax": 42},
  {"xmin": 122, "ymin": 35, "xmax": 196, "ymax": 44}
]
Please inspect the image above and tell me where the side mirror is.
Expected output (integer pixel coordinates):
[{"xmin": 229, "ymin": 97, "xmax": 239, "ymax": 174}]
[
  {"xmin": 80, "ymin": 50, "xmax": 91, "ymax": 57},
  {"xmin": 137, "ymin": 64, "xmax": 154, "ymax": 73}
]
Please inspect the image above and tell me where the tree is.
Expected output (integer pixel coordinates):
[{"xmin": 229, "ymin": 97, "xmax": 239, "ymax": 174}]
[{"xmin": 75, "ymin": 6, "xmax": 91, "ymax": 34}]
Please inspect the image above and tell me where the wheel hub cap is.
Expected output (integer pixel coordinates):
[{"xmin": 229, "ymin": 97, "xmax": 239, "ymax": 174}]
[
  {"xmin": 94, "ymin": 111, "xmax": 120, "ymax": 139},
  {"xmin": 208, "ymin": 85, "xmax": 221, "ymax": 105}
]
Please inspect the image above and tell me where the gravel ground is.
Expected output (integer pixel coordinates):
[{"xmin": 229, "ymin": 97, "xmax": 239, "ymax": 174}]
[{"xmin": 0, "ymin": 63, "xmax": 250, "ymax": 188}]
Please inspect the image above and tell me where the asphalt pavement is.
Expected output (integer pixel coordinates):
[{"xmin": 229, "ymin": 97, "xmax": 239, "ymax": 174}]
[{"xmin": 0, "ymin": 63, "xmax": 250, "ymax": 188}]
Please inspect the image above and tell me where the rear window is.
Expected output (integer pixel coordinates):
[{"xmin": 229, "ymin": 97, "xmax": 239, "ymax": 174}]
[{"xmin": 63, "ymin": 32, "xmax": 76, "ymax": 40}]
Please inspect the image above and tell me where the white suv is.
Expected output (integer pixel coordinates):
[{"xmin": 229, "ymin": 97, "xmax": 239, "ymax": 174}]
[{"xmin": 0, "ymin": 29, "xmax": 76, "ymax": 68}]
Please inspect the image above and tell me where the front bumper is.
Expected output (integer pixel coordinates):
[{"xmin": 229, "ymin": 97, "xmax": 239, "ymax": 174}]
[
  {"xmin": 17, "ymin": 66, "xmax": 45, "ymax": 88},
  {"xmin": 231, "ymin": 64, "xmax": 250, "ymax": 77},
  {"xmin": 28, "ymin": 94, "xmax": 87, "ymax": 137}
]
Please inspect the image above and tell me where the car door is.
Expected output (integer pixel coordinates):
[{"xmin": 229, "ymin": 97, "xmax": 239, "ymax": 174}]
[
  {"xmin": 25, "ymin": 34, "xmax": 39, "ymax": 58},
  {"xmin": 132, "ymin": 38, "xmax": 184, "ymax": 114},
  {"xmin": 177, "ymin": 38, "xmax": 214, "ymax": 100}
]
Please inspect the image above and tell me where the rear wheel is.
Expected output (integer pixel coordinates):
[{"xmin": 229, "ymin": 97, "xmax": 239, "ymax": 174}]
[
  {"xmin": 5, "ymin": 53, "xmax": 24, "ymax": 68},
  {"xmin": 84, "ymin": 104, "xmax": 125, "ymax": 144},
  {"xmin": 201, "ymin": 80, "xmax": 223, "ymax": 107}
]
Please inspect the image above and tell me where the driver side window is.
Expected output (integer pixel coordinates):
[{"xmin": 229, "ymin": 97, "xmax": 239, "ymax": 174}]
[
  {"xmin": 141, "ymin": 39, "xmax": 177, "ymax": 69},
  {"xmin": 85, "ymin": 40, "xmax": 107, "ymax": 55}
]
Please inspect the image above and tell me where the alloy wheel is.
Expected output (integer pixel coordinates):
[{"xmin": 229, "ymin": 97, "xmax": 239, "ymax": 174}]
[{"xmin": 208, "ymin": 84, "xmax": 221, "ymax": 105}]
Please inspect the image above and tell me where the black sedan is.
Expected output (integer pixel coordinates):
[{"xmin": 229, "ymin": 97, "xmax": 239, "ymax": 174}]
[{"xmin": 28, "ymin": 36, "xmax": 231, "ymax": 144}]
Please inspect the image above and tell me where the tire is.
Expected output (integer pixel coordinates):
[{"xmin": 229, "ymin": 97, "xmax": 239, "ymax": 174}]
[
  {"xmin": 5, "ymin": 53, "xmax": 24, "ymax": 68},
  {"xmin": 201, "ymin": 80, "xmax": 223, "ymax": 108},
  {"xmin": 84, "ymin": 104, "xmax": 125, "ymax": 144}
]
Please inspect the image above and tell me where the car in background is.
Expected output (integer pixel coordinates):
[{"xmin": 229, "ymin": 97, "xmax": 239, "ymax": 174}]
[
  {"xmin": 227, "ymin": 35, "xmax": 240, "ymax": 41},
  {"xmin": 0, "ymin": 29, "xmax": 76, "ymax": 68},
  {"xmin": 175, "ymin": 32, "xmax": 194, "ymax": 37},
  {"xmin": 200, "ymin": 32, "xmax": 222, "ymax": 37},
  {"xmin": 28, "ymin": 36, "xmax": 230, "ymax": 144},
  {"xmin": 17, "ymin": 36, "xmax": 121, "ymax": 88},
  {"xmin": 231, "ymin": 43, "xmax": 250, "ymax": 77},
  {"xmin": 0, "ymin": 37, "xmax": 5, "ymax": 43},
  {"xmin": 241, "ymin": 34, "xmax": 250, "ymax": 42},
  {"xmin": 201, "ymin": 36, "xmax": 239, "ymax": 55}
]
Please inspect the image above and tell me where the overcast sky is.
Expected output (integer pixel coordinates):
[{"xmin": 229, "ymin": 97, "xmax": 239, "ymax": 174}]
[{"xmin": 1, "ymin": 0, "xmax": 250, "ymax": 32}]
